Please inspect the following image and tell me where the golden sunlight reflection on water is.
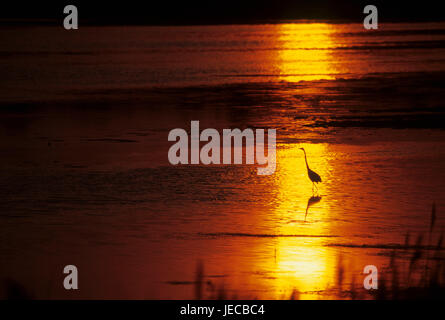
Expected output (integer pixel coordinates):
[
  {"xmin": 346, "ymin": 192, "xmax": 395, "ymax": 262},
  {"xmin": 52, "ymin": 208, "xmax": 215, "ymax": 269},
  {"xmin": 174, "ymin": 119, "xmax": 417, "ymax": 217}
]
[
  {"xmin": 270, "ymin": 143, "xmax": 337, "ymax": 298},
  {"xmin": 277, "ymin": 23, "xmax": 339, "ymax": 82},
  {"xmin": 264, "ymin": 24, "xmax": 349, "ymax": 297}
]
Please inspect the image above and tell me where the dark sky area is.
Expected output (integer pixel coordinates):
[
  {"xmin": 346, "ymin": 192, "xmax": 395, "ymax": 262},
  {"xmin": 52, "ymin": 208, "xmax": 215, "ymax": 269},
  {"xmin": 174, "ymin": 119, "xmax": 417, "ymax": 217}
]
[{"xmin": 1, "ymin": 0, "xmax": 443, "ymax": 25}]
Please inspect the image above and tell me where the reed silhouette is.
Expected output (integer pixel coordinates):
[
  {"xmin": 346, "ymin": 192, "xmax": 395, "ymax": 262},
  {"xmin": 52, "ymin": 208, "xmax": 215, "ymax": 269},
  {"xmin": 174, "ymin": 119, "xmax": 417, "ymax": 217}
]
[
  {"xmin": 2, "ymin": 206, "xmax": 442, "ymax": 300},
  {"xmin": 189, "ymin": 203, "xmax": 444, "ymax": 300}
]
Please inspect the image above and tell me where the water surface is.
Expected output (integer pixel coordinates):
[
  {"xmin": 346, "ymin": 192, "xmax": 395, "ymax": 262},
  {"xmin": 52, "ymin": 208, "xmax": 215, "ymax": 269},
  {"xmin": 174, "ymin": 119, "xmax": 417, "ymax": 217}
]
[{"xmin": 0, "ymin": 22, "xmax": 445, "ymax": 299}]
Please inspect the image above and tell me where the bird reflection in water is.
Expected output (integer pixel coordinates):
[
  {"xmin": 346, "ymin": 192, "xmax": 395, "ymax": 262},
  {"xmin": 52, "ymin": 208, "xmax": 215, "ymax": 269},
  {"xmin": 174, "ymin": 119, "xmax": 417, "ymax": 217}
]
[{"xmin": 305, "ymin": 195, "xmax": 322, "ymax": 222}]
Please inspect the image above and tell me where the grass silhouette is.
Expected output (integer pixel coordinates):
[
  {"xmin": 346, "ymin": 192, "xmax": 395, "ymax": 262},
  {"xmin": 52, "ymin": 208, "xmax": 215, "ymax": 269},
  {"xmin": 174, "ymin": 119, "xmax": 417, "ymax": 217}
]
[{"xmin": 192, "ymin": 204, "xmax": 444, "ymax": 300}]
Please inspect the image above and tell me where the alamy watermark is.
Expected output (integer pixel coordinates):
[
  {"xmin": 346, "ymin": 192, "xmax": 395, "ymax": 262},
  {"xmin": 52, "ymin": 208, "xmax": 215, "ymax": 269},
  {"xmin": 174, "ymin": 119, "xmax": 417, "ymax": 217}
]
[
  {"xmin": 63, "ymin": 5, "xmax": 377, "ymax": 30},
  {"xmin": 363, "ymin": 265, "xmax": 378, "ymax": 290},
  {"xmin": 63, "ymin": 265, "xmax": 78, "ymax": 290},
  {"xmin": 63, "ymin": 5, "xmax": 78, "ymax": 30},
  {"xmin": 168, "ymin": 121, "xmax": 276, "ymax": 175},
  {"xmin": 363, "ymin": 5, "xmax": 378, "ymax": 30}
]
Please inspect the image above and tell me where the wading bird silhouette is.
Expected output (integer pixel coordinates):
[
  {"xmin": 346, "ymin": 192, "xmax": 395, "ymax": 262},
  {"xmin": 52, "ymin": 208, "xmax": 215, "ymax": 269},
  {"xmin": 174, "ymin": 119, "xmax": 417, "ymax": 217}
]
[{"xmin": 299, "ymin": 148, "xmax": 322, "ymax": 193}]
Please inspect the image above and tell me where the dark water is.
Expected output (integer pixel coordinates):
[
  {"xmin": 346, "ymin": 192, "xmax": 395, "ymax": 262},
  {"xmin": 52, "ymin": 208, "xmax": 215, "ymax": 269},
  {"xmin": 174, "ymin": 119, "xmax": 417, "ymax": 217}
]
[{"xmin": 0, "ymin": 23, "xmax": 445, "ymax": 299}]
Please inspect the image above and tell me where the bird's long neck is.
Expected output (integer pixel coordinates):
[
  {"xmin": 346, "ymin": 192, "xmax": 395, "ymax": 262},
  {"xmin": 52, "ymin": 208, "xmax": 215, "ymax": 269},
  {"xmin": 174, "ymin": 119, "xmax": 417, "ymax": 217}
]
[{"xmin": 303, "ymin": 150, "xmax": 310, "ymax": 170}]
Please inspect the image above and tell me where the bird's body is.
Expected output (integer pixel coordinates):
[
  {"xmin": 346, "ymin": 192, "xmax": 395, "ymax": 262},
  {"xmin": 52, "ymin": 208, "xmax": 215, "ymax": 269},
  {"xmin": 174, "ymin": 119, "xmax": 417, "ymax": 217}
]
[
  {"xmin": 307, "ymin": 167, "xmax": 322, "ymax": 183},
  {"xmin": 299, "ymin": 148, "xmax": 322, "ymax": 192}
]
